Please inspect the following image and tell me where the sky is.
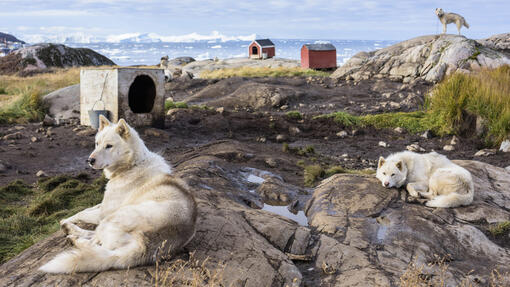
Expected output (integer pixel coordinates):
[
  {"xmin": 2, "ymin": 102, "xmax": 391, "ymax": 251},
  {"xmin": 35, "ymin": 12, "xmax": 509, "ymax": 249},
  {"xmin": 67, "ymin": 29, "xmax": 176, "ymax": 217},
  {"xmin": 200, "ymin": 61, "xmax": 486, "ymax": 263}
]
[{"xmin": 1, "ymin": 0, "xmax": 509, "ymax": 42}]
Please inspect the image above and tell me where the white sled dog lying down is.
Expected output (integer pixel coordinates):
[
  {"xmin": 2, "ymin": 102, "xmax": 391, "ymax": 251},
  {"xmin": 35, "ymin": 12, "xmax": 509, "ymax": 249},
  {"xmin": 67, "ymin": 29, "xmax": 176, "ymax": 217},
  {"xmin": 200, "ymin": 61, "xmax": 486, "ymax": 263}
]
[
  {"xmin": 376, "ymin": 151, "xmax": 474, "ymax": 208},
  {"xmin": 39, "ymin": 115, "xmax": 197, "ymax": 273}
]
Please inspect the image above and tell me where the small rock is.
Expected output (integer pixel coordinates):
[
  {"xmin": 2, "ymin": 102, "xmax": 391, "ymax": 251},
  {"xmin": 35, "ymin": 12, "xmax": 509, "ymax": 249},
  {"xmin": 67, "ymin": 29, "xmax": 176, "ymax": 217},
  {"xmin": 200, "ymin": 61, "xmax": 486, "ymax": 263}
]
[
  {"xmin": 421, "ymin": 130, "xmax": 432, "ymax": 139},
  {"xmin": 0, "ymin": 162, "xmax": 8, "ymax": 173},
  {"xmin": 505, "ymin": 166, "xmax": 510, "ymax": 172},
  {"xmin": 443, "ymin": 145, "xmax": 455, "ymax": 151},
  {"xmin": 280, "ymin": 105, "xmax": 289, "ymax": 110},
  {"xmin": 323, "ymin": 136, "xmax": 329, "ymax": 140},
  {"xmin": 378, "ymin": 141, "xmax": 389, "ymax": 148},
  {"xmin": 276, "ymin": 134, "xmax": 287, "ymax": 142},
  {"xmin": 42, "ymin": 114, "xmax": 56, "ymax": 126},
  {"xmin": 389, "ymin": 102, "xmax": 401, "ymax": 109},
  {"xmin": 76, "ymin": 128, "xmax": 96, "ymax": 137},
  {"xmin": 144, "ymin": 128, "xmax": 164, "ymax": 137},
  {"xmin": 351, "ymin": 129, "xmax": 363, "ymax": 136},
  {"xmin": 299, "ymin": 103, "xmax": 306, "ymax": 108},
  {"xmin": 14, "ymin": 125, "xmax": 25, "ymax": 130},
  {"xmin": 474, "ymin": 149, "xmax": 497, "ymax": 157},
  {"xmin": 450, "ymin": 136, "xmax": 459, "ymax": 145},
  {"xmin": 394, "ymin": 127, "xmax": 405, "ymax": 134},
  {"xmin": 336, "ymin": 131, "xmax": 348, "ymax": 138},
  {"xmin": 46, "ymin": 128, "xmax": 54, "ymax": 137},
  {"xmin": 31, "ymin": 136, "xmax": 38, "ymax": 143},
  {"xmin": 256, "ymin": 137, "xmax": 266, "ymax": 143},
  {"xmin": 2, "ymin": 132, "xmax": 22, "ymax": 140},
  {"xmin": 406, "ymin": 144, "xmax": 425, "ymax": 152},
  {"xmin": 499, "ymin": 140, "xmax": 510, "ymax": 152},
  {"xmin": 265, "ymin": 158, "xmax": 278, "ymax": 168},
  {"xmin": 341, "ymin": 153, "xmax": 348, "ymax": 157},
  {"xmin": 36, "ymin": 170, "xmax": 47, "ymax": 177},
  {"xmin": 289, "ymin": 126, "xmax": 301, "ymax": 135},
  {"xmin": 216, "ymin": 107, "xmax": 225, "ymax": 114}
]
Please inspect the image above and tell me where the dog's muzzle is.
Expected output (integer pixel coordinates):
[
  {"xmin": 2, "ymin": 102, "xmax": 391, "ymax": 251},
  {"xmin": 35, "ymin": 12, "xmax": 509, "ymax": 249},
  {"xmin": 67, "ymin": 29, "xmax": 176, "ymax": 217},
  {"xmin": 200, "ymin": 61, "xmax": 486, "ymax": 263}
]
[{"xmin": 87, "ymin": 158, "xmax": 96, "ymax": 166}]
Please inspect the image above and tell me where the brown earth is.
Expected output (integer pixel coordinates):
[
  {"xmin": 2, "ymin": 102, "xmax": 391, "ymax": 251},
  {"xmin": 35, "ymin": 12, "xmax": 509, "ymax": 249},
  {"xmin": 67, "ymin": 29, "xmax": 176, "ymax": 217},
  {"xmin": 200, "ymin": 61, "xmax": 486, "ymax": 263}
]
[{"xmin": 1, "ymin": 76, "xmax": 510, "ymax": 286}]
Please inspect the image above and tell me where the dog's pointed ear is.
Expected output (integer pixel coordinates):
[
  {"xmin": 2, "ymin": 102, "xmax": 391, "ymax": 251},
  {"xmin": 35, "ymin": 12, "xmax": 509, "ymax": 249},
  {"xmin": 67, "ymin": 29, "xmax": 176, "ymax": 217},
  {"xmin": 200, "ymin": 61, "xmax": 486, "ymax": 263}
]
[
  {"xmin": 378, "ymin": 156, "xmax": 385, "ymax": 168},
  {"xmin": 116, "ymin": 119, "xmax": 130, "ymax": 139},
  {"xmin": 396, "ymin": 161, "xmax": 403, "ymax": 171},
  {"xmin": 98, "ymin": 115, "xmax": 110, "ymax": 131}
]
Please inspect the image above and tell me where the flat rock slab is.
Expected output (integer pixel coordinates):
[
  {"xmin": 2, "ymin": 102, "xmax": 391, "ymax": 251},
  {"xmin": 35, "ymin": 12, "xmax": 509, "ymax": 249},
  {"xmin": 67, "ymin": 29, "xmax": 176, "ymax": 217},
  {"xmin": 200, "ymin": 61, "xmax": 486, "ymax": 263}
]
[{"xmin": 306, "ymin": 160, "xmax": 510, "ymax": 285}]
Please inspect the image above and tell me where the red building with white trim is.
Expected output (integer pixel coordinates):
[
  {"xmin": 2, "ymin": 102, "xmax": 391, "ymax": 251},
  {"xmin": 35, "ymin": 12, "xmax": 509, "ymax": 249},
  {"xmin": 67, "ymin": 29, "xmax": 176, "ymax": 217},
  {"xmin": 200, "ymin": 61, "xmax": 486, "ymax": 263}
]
[
  {"xmin": 301, "ymin": 43, "xmax": 337, "ymax": 69},
  {"xmin": 249, "ymin": 39, "xmax": 275, "ymax": 59}
]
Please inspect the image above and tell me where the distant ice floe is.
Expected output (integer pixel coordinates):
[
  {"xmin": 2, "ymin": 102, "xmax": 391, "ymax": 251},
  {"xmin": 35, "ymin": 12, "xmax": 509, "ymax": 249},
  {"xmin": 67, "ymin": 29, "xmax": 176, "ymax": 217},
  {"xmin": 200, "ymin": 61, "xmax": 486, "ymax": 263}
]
[
  {"xmin": 314, "ymin": 40, "xmax": 331, "ymax": 44},
  {"xmin": 19, "ymin": 30, "xmax": 257, "ymax": 44},
  {"xmin": 211, "ymin": 45, "xmax": 222, "ymax": 49}
]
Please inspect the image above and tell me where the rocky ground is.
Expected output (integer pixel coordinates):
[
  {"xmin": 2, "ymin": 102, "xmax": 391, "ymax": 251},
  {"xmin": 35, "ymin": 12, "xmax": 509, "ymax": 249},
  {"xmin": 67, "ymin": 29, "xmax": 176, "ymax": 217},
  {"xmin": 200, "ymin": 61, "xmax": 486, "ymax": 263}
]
[{"xmin": 1, "ymin": 74, "xmax": 510, "ymax": 286}]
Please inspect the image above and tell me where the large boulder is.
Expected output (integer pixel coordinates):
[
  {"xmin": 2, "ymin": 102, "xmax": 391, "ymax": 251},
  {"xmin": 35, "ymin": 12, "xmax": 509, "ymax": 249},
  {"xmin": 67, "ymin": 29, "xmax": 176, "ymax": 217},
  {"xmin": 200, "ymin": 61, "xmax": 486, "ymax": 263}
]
[
  {"xmin": 331, "ymin": 34, "xmax": 510, "ymax": 83},
  {"xmin": 42, "ymin": 84, "xmax": 80, "ymax": 121},
  {"xmin": 477, "ymin": 33, "xmax": 510, "ymax": 56},
  {"xmin": 0, "ymin": 43, "xmax": 115, "ymax": 75},
  {"xmin": 306, "ymin": 160, "xmax": 510, "ymax": 285}
]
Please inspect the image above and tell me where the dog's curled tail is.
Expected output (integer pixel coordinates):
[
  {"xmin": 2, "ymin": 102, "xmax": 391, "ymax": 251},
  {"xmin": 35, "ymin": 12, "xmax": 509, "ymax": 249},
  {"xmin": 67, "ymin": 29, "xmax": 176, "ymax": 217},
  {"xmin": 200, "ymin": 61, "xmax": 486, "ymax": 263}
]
[
  {"xmin": 426, "ymin": 172, "xmax": 474, "ymax": 208},
  {"xmin": 463, "ymin": 19, "xmax": 470, "ymax": 29},
  {"xmin": 39, "ymin": 240, "xmax": 145, "ymax": 273}
]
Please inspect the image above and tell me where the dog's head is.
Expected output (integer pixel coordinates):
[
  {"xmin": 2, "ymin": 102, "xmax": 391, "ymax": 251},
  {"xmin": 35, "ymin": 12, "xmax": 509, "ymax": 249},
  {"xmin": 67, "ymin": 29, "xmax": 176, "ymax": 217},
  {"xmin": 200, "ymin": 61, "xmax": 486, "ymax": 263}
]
[
  {"xmin": 376, "ymin": 156, "xmax": 407, "ymax": 188},
  {"xmin": 435, "ymin": 8, "xmax": 444, "ymax": 16},
  {"xmin": 87, "ymin": 115, "xmax": 134, "ymax": 170}
]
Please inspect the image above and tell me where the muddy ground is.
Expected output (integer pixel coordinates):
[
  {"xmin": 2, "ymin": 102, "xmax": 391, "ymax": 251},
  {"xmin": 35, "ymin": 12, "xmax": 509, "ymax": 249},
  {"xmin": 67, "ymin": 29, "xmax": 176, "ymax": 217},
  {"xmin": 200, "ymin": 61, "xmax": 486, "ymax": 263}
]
[{"xmin": 1, "ymin": 76, "xmax": 509, "ymax": 187}]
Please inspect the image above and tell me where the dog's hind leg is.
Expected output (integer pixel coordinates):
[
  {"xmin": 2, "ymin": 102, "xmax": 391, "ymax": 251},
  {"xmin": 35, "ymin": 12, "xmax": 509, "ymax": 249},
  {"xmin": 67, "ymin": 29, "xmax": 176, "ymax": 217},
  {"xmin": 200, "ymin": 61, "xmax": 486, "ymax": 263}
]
[
  {"xmin": 443, "ymin": 23, "xmax": 447, "ymax": 34},
  {"xmin": 456, "ymin": 21, "xmax": 462, "ymax": 35}
]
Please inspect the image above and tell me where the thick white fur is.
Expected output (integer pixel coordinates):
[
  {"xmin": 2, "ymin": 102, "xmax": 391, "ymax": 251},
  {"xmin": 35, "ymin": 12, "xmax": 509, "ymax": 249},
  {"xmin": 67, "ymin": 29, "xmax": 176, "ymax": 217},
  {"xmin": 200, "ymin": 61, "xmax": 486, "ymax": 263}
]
[
  {"xmin": 376, "ymin": 151, "xmax": 474, "ymax": 208},
  {"xmin": 39, "ymin": 116, "xmax": 197, "ymax": 273}
]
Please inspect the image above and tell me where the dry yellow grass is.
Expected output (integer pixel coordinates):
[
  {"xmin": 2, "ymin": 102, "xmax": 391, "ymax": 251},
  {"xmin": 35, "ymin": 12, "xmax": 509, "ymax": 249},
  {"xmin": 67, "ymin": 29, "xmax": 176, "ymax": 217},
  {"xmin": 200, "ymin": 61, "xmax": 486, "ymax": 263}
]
[
  {"xmin": 151, "ymin": 252, "xmax": 226, "ymax": 287},
  {"xmin": 400, "ymin": 255, "xmax": 510, "ymax": 287},
  {"xmin": 0, "ymin": 68, "xmax": 80, "ymax": 123},
  {"xmin": 200, "ymin": 66, "xmax": 329, "ymax": 79}
]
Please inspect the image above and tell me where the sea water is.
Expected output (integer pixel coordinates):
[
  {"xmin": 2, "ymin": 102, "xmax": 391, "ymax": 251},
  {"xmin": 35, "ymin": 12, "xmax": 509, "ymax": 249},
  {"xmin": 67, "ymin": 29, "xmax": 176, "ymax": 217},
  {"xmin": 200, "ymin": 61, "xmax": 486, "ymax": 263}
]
[{"xmin": 66, "ymin": 39, "xmax": 396, "ymax": 66}]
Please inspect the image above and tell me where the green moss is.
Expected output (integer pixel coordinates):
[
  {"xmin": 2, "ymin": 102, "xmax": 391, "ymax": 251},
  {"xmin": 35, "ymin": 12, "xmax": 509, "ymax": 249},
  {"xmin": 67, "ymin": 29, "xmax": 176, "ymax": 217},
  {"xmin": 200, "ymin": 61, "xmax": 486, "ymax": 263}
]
[
  {"xmin": 314, "ymin": 111, "xmax": 360, "ymax": 127},
  {"xmin": 468, "ymin": 48, "xmax": 481, "ymax": 61},
  {"xmin": 286, "ymin": 110, "xmax": 303, "ymax": 120},
  {"xmin": 489, "ymin": 221, "xmax": 510, "ymax": 237},
  {"xmin": 164, "ymin": 101, "xmax": 188, "ymax": 111},
  {"xmin": 282, "ymin": 142, "xmax": 289, "ymax": 153},
  {"xmin": 0, "ymin": 174, "xmax": 107, "ymax": 263}
]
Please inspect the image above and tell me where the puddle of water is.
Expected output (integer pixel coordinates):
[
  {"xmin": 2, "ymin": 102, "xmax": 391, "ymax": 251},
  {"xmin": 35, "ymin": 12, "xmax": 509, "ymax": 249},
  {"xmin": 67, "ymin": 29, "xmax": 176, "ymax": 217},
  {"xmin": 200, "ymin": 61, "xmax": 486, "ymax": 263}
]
[
  {"xmin": 246, "ymin": 174, "xmax": 265, "ymax": 184},
  {"xmin": 376, "ymin": 225, "xmax": 388, "ymax": 242},
  {"xmin": 262, "ymin": 204, "xmax": 308, "ymax": 226}
]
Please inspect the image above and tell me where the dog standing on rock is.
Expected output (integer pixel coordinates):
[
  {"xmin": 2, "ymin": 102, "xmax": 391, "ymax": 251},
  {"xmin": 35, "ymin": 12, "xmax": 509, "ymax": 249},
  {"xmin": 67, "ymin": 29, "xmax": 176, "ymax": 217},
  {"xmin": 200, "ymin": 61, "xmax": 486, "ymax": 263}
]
[
  {"xmin": 376, "ymin": 151, "xmax": 474, "ymax": 208},
  {"xmin": 435, "ymin": 8, "xmax": 469, "ymax": 35},
  {"xmin": 39, "ymin": 115, "xmax": 197, "ymax": 273}
]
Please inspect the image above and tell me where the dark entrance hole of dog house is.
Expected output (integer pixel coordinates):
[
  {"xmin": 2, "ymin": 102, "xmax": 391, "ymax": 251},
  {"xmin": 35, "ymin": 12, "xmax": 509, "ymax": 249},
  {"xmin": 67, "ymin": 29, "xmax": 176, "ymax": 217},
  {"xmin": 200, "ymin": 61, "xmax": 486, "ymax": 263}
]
[
  {"xmin": 252, "ymin": 46, "xmax": 258, "ymax": 55},
  {"xmin": 128, "ymin": 75, "xmax": 156, "ymax": 113}
]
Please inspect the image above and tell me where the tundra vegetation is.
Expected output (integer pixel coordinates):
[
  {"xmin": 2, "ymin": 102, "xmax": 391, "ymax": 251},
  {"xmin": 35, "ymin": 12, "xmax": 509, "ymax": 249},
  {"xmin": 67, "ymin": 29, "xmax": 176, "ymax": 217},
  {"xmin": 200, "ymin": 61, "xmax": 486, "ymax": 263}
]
[
  {"xmin": 317, "ymin": 65, "xmax": 510, "ymax": 146},
  {"xmin": 0, "ymin": 174, "xmax": 106, "ymax": 263},
  {"xmin": 200, "ymin": 66, "xmax": 330, "ymax": 79},
  {"xmin": 0, "ymin": 68, "xmax": 80, "ymax": 124}
]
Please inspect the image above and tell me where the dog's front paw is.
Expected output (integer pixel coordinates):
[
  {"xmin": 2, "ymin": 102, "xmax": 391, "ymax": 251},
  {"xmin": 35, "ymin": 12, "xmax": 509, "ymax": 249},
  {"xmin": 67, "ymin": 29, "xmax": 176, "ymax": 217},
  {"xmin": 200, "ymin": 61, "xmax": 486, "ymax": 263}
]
[{"xmin": 61, "ymin": 221, "xmax": 71, "ymax": 235}]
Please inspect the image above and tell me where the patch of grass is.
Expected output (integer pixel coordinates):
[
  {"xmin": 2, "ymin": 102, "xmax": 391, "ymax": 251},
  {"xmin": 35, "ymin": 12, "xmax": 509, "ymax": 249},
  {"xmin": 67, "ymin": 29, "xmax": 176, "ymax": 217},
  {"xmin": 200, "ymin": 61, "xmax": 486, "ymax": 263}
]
[
  {"xmin": 304, "ymin": 165, "xmax": 325, "ymax": 187},
  {"xmin": 468, "ymin": 47, "xmax": 481, "ymax": 61},
  {"xmin": 303, "ymin": 164, "xmax": 375, "ymax": 187},
  {"xmin": 297, "ymin": 145, "xmax": 315, "ymax": 156},
  {"xmin": 0, "ymin": 174, "xmax": 107, "ymax": 263},
  {"xmin": 200, "ymin": 66, "xmax": 330, "ymax": 79},
  {"xmin": 286, "ymin": 110, "xmax": 302, "ymax": 120},
  {"xmin": 314, "ymin": 65, "xmax": 510, "ymax": 146},
  {"xmin": 0, "ymin": 68, "xmax": 80, "ymax": 124},
  {"xmin": 282, "ymin": 142, "xmax": 289, "ymax": 153},
  {"xmin": 488, "ymin": 221, "xmax": 510, "ymax": 237},
  {"xmin": 164, "ymin": 100, "xmax": 189, "ymax": 111},
  {"xmin": 428, "ymin": 65, "xmax": 510, "ymax": 145},
  {"xmin": 314, "ymin": 111, "xmax": 361, "ymax": 127},
  {"xmin": 400, "ymin": 255, "xmax": 510, "ymax": 287}
]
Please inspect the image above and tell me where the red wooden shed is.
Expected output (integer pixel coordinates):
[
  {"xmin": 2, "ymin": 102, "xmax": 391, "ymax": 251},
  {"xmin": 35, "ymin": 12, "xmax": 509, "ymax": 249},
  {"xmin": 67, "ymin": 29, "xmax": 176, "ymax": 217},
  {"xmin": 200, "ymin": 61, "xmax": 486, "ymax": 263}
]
[
  {"xmin": 249, "ymin": 39, "xmax": 275, "ymax": 59},
  {"xmin": 301, "ymin": 43, "xmax": 337, "ymax": 69}
]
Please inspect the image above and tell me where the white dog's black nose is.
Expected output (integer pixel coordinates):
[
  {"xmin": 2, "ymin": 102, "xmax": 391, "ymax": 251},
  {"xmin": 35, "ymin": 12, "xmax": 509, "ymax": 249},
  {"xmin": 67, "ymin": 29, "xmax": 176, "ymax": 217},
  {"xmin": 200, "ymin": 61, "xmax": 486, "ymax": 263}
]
[{"xmin": 87, "ymin": 158, "xmax": 96, "ymax": 165}]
